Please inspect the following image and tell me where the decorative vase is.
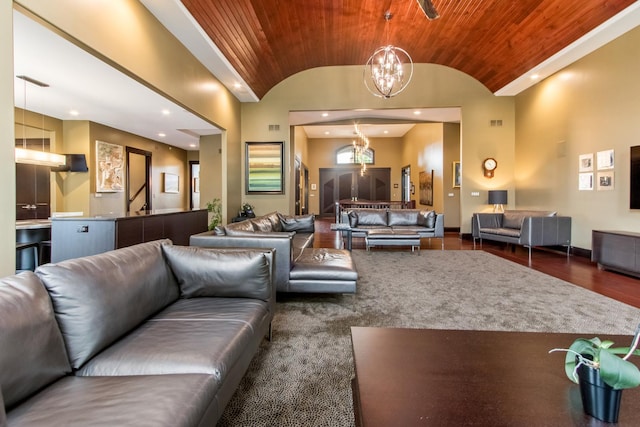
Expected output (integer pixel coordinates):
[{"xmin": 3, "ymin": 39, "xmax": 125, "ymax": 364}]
[{"xmin": 577, "ymin": 362, "xmax": 623, "ymax": 423}]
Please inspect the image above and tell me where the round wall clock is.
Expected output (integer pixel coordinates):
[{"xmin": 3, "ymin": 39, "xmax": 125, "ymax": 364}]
[{"xmin": 483, "ymin": 157, "xmax": 497, "ymax": 178}]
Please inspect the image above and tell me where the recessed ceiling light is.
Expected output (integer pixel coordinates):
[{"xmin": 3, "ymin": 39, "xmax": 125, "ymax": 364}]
[
  {"xmin": 69, "ymin": 110, "xmax": 79, "ymax": 116},
  {"xmin": 324, "ymin": 131, "xmax": 330, "ymax": 135},
  {"xmin": 322, "ymin": 112, "xmax": 329, "ymax": 117},
  {"xmin": 530, "ymin": 74, "xmax": 540, "ymax": 80},
  {"xmin": 383, "ymin": 130, "xmax": 389, "ymax": 134},
  {"xmin": 413, "ymin": 110, "xmax": 421, "ymax": 115},
  {"xmin": 233, "ymin": 83, "xmax": 242, "ymax": 89},
  {"xmin": 162, "ymin": 109, "xmax": 170, "ymax": 115},
  {"xmin": 189, "ymin": 144, "xmax": 196, "ymax": 148},
  {"xmin": 158, "ymin": 133, "xmax": 166, "ymax": 137}
]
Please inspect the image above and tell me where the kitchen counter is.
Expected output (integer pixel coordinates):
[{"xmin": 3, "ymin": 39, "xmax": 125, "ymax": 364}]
[{"xmin": 16, "ymin": 219, "xmax": 52, "ymax": 230}]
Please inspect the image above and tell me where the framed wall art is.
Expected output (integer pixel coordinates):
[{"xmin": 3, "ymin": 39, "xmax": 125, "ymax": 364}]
[
  {"xmin": 578, "ymin": 153, "xmax": 593, "ymax": 172},
  {"xmin": 452, "ymin": 161, "xmax": 461, "ymax": 188},
  {"xmin": 163, "ymin": 172, "xmax": 179, "ymax": 193},
  {"xmin": 246, "ymin": 142, "xmax": 284, "ymax": 194},
  {"xmin": 597, "ymin": 171, "xmax": 614, "ymax": 191},
  {"xmin": 419, "ymin": 170, "xmax": 434, "ymax": 206},
  {"xmin": 578, "ymin": 172, "xmax": 593, "ymax": 191},
  {"xmin": 597, "ymin": 149, "xmax": 614, "ymax": 170},
  {"xmin": 96, "ymin": 140, "xmax": 124, "ymax": 192}
]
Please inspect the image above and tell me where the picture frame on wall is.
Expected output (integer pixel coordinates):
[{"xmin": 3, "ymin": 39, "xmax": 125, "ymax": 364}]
[
  {"xmin": 597, "ymin": 149, "xmax": 614, "ymax": 170},
  {"xmin": 163, "ymin": 172, "xmax": 179, "ymax": 193},
  {"xmin": 419, "ymin": 170, "xmax": 434, "ymax": 206},
  {"xmin": 578, "ymin": 172, "xmax": 594, "ymax": 191},
  {"xmin": 96, "ymin": 140, "xmax": 124, "ymax": 192},
  {"xmin": 452, "ymin": 161, "xmax": 461, "ymax": 188},
  {"xmin": 597, "ymin": 171, "xmax": 614, "ymax": 191},
  {"xmin": 246, "ymin": 141, "xmax": 284, "ymax": 194},
  {"xmin": 578, "ymin": 153, "xmax": 593, "ymax": 172}
]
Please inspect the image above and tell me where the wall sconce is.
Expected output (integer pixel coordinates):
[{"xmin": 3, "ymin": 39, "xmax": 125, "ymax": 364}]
[{"xmin": 488, "ymin": 190, "xmax": 507, "ymax": 212}]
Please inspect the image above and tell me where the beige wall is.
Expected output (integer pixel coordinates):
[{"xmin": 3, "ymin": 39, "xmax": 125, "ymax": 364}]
[
  {"xmin": 515, "ymin": 25, "xmax": 640, "ymax": 250},
  {"xmin": 242, "ymin": 64, "xmax": 515, "ymax": 228},
  {"xmin": 14, "ymin": 0, "xmax": 242, "ymax": 229},
  {"xmin": 443, "ymin": 123, "xmax": 461, "ymax": 228},
  {"xmin": 1, "ymin": 0, "xmax": 15, "ymax": 276},
  {"xmin": 402, "ymin": 123, "xmax": 444, "ymax": 212},
  {"xmin": 305, "ymin": 137, "xmax": 404, "ymax": 215}
]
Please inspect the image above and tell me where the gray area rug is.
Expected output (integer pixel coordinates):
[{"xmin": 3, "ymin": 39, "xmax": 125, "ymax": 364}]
[{"xmin": 218, "ymin": 250, "xmax": 640, "ymax": 426}]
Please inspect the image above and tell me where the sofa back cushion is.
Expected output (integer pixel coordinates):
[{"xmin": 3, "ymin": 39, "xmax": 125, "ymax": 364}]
[
  {"xmin": 417, "ymin": 210, "xmax": 437, "ymax": 228},
  {"xmin": 352, "ymin": 209, "xmax": 388, "ymax": 226},
  {"xmin": 0, "ymin": 272, "xmax": 71, "ymax": 408},
  {"xmin": 250, "ymin": 215, "xmax": 274, "ymax": 232},
  {"xmin": 162, "ymin": 245, "xmax": 272, "ymax": 301},
  {"xmin": 278, "ymin": 213, "xmax": 315, "ymax": 232},
  {"xmin": 388, "ymin": 210, "xmax": 420, "ymax": 226},
  {"xmin": 265, "ymin": 211, "xmax": 283, "ymax": 232},
  {"xmin": 224, "ymin": 220, "xmax": 255, "ymax": 235},
  {"xmin": 502, "ymin": 210, "xmax": 557, "ymax": 229},
  {"xmin": 36, "ymin": 239, "xmax": 179, "ymax": 370}
]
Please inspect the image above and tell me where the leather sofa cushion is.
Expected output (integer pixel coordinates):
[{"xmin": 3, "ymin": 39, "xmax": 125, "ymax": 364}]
[
  {"xmin": 264, "ymin": 211, "xmax": 283, "ymax": 232},
  {"xmin": 290, "ymin": 249, "xmax": 358, "ymax": 281},
  {"xmin": 162, "ymin": 245, "xmax": 271, "ymax": 301},
  {"xmin": 388, "ymin": 210, "xmax": 420, "ymax": 226},
  {"xmin": 417, "ymin": 210, "xmax": 436, "ymax": 228},
  {"xmin": 0, "ymin": 272, "xmax": 70, "ymax": 408},
  {"xmin": 7, "ymin": 374, "xmax": 219, "ymax": 427},
  {"xmin": 224, "ymin": 220, "xmax": 255, "ymax": 235},
  {"xmin": 352, "ymin": 209, "xmax": 387, "ymax": 226},
  {"xmin": 76, "ymin": 298, "xmax": 269, "ymax": 378},
  {"xmin": 502, "ymin": 212, "xmax": 526, "ymax": 229},
  {"xmin": 278, "ymin": 213, "xmax": 315, "ymax": 232},
  {"xmin": 250, "ymin": 216, "xmax": 274, "ymax": 232},
  {"xmin": 36, "ymin": 239, "xmax": 179, "ymax": 370}
]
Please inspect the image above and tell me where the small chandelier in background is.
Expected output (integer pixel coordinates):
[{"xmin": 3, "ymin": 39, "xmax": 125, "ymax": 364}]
[
  {"xmin": 353, "ymin": 124, "xmax": 369, "ymax": 176},
  {"xmin": 363, "ymin": 11, "xmax": 413, "ymax": 99}
]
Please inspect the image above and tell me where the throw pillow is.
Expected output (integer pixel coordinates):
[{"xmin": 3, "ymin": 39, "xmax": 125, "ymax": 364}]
[
  {"xmin": 348, "ymin": 210, "xmax": 358, "ymax": 228},
  {"xmin": 250, "ymin": 216, "xmax": 273, "ymax": 232},
  {"xmin": 162, "ymin": 245, "xmax": 271, "ymax": 300},
  {"xmin": 502, "ymin": 212, "xmax": 525, "ymax": 229},
  {"xmin": 418, "ymin": 210, "xmax": 436, "ymax": 228},
  {"xmin": 388, "ymin": 210, "xmax": 420, "ymax": 226},
  {"xmin": 355, "ymin": 209, "xmax": 387, "ymax": 226},
  {"xmin": 224, "ymin": 220, "xmax": 255, "ymax": 235},
  {"xmin": 278, "ymin": 213, "xmax": 315, "ymax": 232}
]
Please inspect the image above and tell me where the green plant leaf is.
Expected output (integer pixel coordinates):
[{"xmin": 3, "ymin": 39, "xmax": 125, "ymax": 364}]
[
  {"xmin": 564, "ymin": 339, "xmax": 598, "ymax": 383},
  {"xmin": 600, "ymin": 349, "xmax": 640, "ymax": 389}
]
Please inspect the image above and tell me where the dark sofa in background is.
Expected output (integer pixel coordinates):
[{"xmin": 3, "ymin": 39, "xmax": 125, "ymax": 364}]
[
  {"xmin": 1, "ymin": 240, "xmax": 274, "ymax": 426},
  {"xmin": 472, "ymin": 210, "xmax": 572, "ymax": 262},
  {"xmin": 191, "ymin": 212, "xmax": 357, "ymax": 294}
]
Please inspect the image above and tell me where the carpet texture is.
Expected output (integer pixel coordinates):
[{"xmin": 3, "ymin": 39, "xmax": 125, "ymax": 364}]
[{"xmin": 218, "ymin": 250, "xmax": 640, "ymax": 426}]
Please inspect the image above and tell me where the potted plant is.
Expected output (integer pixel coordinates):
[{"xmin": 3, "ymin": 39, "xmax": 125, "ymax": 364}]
[
  {"xmin": 550, "ymin": 323, "xmax": 640, "ymax": 422},
  {"xmin": 205, "ymin": 198, "xmax": 222, "ymax": 231},
  {"xmin": 242, "ymin": 203, "xmax": 255, "ymax": 218}
]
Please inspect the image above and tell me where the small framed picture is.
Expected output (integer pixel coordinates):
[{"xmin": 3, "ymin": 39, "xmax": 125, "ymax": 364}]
[
  {"xmin": 578, "ymin": 173, "xmax": 593, "ymax": 191},
  {"xmin": 163, "ymin": 172, "xmax": 179, "ymax": 193},
  {"xmin": 597, "ymin": 171, "xmax": 614, "ymax": 191},
  {"xmin": 452, "ymin": 161, "xmax": 461, "ymax": 188},
  {"xmin": 597, "ymin": 149, "xmax": 614, "ymax": 170},
  {"xmin": 578, "ymin": 153, "xmax": 593, "ymax": 172}
]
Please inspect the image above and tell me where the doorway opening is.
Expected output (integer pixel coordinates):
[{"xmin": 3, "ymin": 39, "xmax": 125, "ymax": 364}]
[{"xmin": 126, "ymin": 147, "xmax": 151, "ymax": 212}]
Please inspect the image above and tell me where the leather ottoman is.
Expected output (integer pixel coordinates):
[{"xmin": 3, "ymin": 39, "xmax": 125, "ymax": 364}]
[
  {"xmin": 365, "ymin": 229, "xmax": 420, "ymax": 252},
  {"xmin": 288, "ymin": 248, "xmax": 357, "ymax": 293}
]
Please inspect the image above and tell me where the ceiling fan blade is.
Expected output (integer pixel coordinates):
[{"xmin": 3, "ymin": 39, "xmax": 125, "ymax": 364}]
[{"xmin": 416, "ymin": 0, "xmax": 440, "ymax": 20}]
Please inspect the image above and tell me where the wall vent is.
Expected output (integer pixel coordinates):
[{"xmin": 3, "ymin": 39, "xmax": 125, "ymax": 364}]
[
  {"xmin": 490, "ymin": 119, "xmax": 503, "ymax": 127},
  {"xmin": 268, "ymin": 124, "xmax": 280, "ymax": 131}
]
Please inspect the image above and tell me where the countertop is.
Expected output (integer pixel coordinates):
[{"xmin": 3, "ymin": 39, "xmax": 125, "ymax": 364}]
[{"xmin": 16, "ymin": 219, "xmax": 52, "ymax": 230}]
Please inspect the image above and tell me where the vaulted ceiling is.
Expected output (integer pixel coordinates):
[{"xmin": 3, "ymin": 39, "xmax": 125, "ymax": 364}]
[{"xmin": 180, "ymin": 0, "xmax": 636, "ymax": 99}]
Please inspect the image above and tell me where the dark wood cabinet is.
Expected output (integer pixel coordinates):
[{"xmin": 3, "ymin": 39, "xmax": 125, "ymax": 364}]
[
  {"xmin": 16, "ymin": 163, "xmax": 50, "ymax": 220},
  {"xmin": 592, "ymin": 230, "xmax": 640, "ymax": 278},
  {"xmin": 51, "ymin": 209, "xmax": 208, "ymax": 262}
]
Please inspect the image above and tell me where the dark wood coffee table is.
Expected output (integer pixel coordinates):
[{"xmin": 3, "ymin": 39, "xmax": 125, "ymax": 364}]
[{"xmin": 350, "ymin": 327, "xmax": 640, "ymax": 426}]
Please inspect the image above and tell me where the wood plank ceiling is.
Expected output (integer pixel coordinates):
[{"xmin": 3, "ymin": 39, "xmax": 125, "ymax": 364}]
[{"xmin": 181, "ymin": 0, "xmax": 635, "ymax": 99}]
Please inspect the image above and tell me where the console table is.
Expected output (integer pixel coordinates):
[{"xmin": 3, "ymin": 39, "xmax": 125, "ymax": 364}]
[
  {"xmin": 350, "ymin": 327, "xmax": 640, "ymax": 426},
  {"xmin": 592, "ymin": 230, "xmax": 640, "ymax": 278}
]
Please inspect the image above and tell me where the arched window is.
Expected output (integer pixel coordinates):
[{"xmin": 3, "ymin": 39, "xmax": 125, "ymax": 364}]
[{"xmin": 336, "ymin": 145, "xmax": 374, "ymax": 165}]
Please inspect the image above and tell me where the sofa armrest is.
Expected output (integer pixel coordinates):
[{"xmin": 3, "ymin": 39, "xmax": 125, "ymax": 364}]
[
  {"xmin": 190, "ymin": 231, "xmax": 294, "ymax": 293},
  {"xmin": 472, "ymin": 213, "xmax": 503, "ymax": 238},
  {"xmin": 433, "ymin": 213, "xmax": 445, "ymax": 238},
  {"xmin": 521, "ymin": 216, "xmax": 572, "ymax": 246}
]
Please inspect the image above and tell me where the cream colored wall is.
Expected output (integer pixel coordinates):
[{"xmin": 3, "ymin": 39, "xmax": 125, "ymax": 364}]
[
  {"xmin": 515, "ymin": 25, "xmax": 640, "ymax": 250},
  {"xmin": 60, "ymin": 121, "xmax": 188, "ymax": 216},
  {"xmin": 402, "ymin": 123, "xmax": 444, "ymax": 212},
  {"xmin": 199, "ymin": 134, "xmax": 224, "ymax": 220},
  {"xmin": 1, "ymin": 0, "xmax": 15, "ymax": 275},
  {"xmin": 305, "ymin": 137, "xmax": 404, "ymax": 215},
  {"xmin": 443, "ymin": 123, "xmax": 461, "ymax": 228},
  {"xmin": 14, "ymin": 0, "xmax": 242, "ymax": 227},
  {"xmin": 242, "ymin": 64, "xmax": 515, "ymax": 229}
]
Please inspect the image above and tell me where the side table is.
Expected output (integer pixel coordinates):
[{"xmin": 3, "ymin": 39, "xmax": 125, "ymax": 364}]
[{"xmin": 330, "ymin": 222, "xmax": 353, "ymax": 251}]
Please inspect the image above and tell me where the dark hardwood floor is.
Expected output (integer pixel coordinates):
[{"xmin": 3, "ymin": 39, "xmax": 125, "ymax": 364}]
[{"xmin": 313, "ymin": 218, "xmax": 640, "ymax": 310}]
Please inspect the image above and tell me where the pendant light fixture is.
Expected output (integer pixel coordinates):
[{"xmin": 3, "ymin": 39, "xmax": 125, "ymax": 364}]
[
  {"xmin": 363, "ymin": 11, "xmax": 413, "ymax": 99},
  {"xmin": 15, "ymin": 75, "xmax": 66, "ymax": 168}
]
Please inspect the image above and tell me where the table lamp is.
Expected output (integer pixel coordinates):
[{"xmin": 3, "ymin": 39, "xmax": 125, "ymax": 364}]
[{"xmin": 488, "ymin": 190, "xmax": 507, "ymax": 212}]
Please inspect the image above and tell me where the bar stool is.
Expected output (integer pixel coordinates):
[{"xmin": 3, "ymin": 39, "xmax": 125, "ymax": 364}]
[
  {"xmin": 16, "ymin": 241, "xmax": 39, "ymax": 272},
  {"xmin": 39, "ymin": 240, "xmax": 51, "ymax": 265}
]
